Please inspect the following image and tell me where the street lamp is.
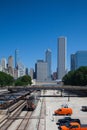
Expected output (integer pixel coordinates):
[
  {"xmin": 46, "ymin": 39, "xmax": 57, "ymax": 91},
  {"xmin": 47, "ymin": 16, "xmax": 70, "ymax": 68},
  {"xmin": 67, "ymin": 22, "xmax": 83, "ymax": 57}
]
[{"xmin": 68, "ymin": 93, "xmax": 70, "ymax": 101}]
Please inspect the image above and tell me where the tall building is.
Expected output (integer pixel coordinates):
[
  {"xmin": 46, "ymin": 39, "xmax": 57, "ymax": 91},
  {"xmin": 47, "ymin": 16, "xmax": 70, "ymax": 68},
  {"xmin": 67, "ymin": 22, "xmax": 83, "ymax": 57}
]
[
  {"xmin": 57, "ymin": 37, "xmax": 67, "ymax": 80},
  {"xmin": 71, "ymin": 54, "xmax": 76, "ymax": 71},
  {"xmin": 71, "ymin": 51, "xmax": 87, "ymax": 70},
  {"xmin": 1, "ymin": 58, "xmax": 7, "ymax": 70},
  {"xmin": 17, "ymin": 62, "xmax": 25, "ymax": 77},
  {"xmin": 29, "ymin": 68, "xmax": 34, "ymax": 79},
  {"xmin": 52, "ymin": 72, "xmax": 57, "ymax": 80},
  {"xmin": 35, "ymin": 60, "xmax": 48, "ymax": 82},
  {"xmin": 45, "ymin": 49, "xmax": 52, "ymax": 80},
  {"xmin": 14, "ymin": 68, "xmax": 18, "ymax": 79},
  {"xmin": 0, "ymin": 64, "xmax": 2, "ymax": 71},
  {"xmin": 8, "ymin": 56, "xmax": 14, "ymax": 68},
  {"xmin": 8, "ymin": 56, "xmax": 14, "ymax": 76},
  {"xmin": 25, "ymin": 68, "xmax": 29, "ymax": 75},
  {"xmin": 15, "ymin": 49, "xmax": 19, "ymax": 69}
]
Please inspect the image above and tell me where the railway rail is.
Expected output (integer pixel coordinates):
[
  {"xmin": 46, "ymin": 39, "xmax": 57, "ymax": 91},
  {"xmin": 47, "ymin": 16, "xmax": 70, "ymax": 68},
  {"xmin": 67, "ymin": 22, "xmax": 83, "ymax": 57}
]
[
  {"xmin": 16, "ymin": 97, "xmax": 45, "ymax": 130},
  {"xmin": 0, "ymin": 101, "xmax": 26, "ymax": 130},
  {"xmin": 16, "ymin": 111, "xmax": 32, "ymax": 130},
  {"xmin": 0, "ymin": 91, "xmax": 42, "ymax": 130},
  {"xmin": 37, "ymin": 98, "xmax": 46, "ymax": 130}
]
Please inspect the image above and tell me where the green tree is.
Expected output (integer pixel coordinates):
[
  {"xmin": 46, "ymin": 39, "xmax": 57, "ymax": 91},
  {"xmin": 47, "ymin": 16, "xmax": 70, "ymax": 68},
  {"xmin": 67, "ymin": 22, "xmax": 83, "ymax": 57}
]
[
  {"xmin": 0, "ymin": 72, "xmax": 14, "ymax": 87},
  {"xmin": 15, "ymin": 75, "xmax": 32, "ymax": 86},
  {"xmin": 73, "ymin": 70, "xmax": 84, "ymax": 86},
  {"xmin": 62, "ymin": 71, "xmax": 75, "ymax": 85},
  {"xmin": 62, "ymin": 66, "xmax": 87, "ymax": 86}
]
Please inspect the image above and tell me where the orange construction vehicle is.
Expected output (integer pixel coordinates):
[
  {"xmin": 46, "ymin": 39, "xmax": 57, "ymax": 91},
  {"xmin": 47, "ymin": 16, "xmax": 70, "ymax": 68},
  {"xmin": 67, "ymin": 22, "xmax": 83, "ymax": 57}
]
[
  {"xmin": 59, "ymin": 122, "xmax": 87, "ymax": 130},
  {"xmin": 54, "ymin": 107, "xmax": 72, "ymax": 115}
]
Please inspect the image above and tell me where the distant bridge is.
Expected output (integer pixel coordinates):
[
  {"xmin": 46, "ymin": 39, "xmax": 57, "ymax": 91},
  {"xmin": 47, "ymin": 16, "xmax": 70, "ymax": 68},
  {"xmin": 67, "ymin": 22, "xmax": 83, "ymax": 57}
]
[{"xmin": 8, "ymin": 85, "xmax": 87, "ymax": 92}]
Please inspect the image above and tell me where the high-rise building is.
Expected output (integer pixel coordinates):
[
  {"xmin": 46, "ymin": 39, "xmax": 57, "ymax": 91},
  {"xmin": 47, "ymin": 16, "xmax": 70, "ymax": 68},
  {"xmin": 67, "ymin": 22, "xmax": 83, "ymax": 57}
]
[
  {"xmin": 25, "ymin": 68, "xmax": 29, "ymax": 75},
  {"xmin": 45, "ymin": 49, "xmax": 52, "ymax": 80},
  {"xmin": 71, "ymin": 54, "xmax": 76, "ymax": 71},
  {"xmin": 14, "ymin": 68, "xmax": 18, "ymax": 79},
  {"xmin": 36, "ymin": 60, "xmax": 48, "ymax": 81},
  {"xmin": 0, "ymin": 64, "xmax": 2, "ymax": 71},
  {"xmin": 1, "ymin": 58, "xmax": 7, "ymax": 70},
  {"xmin": 57, "ymin": 37, "xmax": 67, "ymax": 80},
  {"xmin": 71, "ymin": 51, "xmax": 87, "ymax": 70},
  {"xmin": 15, "ymin": 49, "xmax": 25, "ymax": 77},
  {"xmin": 15, "ymin": 49, "xmax": 19, "ymax": 69},
  {"xmin": 29, "ymin": 68, "xmax": 34, "ymax": 79},
  {"xmin": 8, "ymin": 56, "xmax": 14, "ymax": 68},
  {"xmin": 17, "ymin": 62, "xmax": 25, "ymax": 77},
  {"xmin": 8, "ymin": 56, "xmax": 14, "ymax": 76},
  {"xmin": 52, "ymin": 72, "xmax": 57, "ymax": 80}
]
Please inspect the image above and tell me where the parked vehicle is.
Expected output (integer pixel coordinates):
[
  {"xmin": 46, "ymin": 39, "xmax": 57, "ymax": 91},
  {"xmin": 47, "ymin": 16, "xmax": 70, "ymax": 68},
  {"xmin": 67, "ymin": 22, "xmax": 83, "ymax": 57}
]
[
  {"xmin": 81, "ymin": 106, "xmax": 87, "ymax": 111},
  {"xmin": 61, "ymin": 104, "xmax": 68, "ymax": 108},
  {"xmin": 54, "ymin": 107, "xmax": 72, "ymax": 115},
  {"xmin": 56, "ymin": 117, "xmax": 81, "ymax": 126},
  {"xmin": 59, "ymin": 122, "xmax": 87, "ymax": 130}
]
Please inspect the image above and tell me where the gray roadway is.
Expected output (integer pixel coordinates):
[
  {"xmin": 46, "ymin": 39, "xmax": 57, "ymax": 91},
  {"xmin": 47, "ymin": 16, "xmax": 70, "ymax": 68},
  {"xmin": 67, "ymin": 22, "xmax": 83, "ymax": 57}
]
[{"xmin": 24, "ymin": 90, "xmax": 87, "ymax": 130}]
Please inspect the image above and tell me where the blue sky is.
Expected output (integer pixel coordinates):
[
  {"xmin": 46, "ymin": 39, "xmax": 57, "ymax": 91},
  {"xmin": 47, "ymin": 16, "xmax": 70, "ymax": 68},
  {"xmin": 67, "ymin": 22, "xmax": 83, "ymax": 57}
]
[{"xmin": 0, "ymin": 0, "xmax": 87, "ymax": 72}]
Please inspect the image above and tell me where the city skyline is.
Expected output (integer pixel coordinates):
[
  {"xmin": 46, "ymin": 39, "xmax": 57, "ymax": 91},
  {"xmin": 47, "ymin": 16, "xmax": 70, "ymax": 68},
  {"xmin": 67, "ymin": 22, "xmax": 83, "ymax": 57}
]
[{"xmin": 0, "ymin": 0, "xmax": 87, "ymax": 72}]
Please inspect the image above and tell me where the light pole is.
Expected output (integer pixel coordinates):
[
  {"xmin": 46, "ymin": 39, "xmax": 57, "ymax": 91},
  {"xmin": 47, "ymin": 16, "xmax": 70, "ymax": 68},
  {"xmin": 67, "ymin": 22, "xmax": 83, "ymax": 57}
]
[{"xmin": 68, "ymin": 93, "xmax": 70, "ymax": 102}]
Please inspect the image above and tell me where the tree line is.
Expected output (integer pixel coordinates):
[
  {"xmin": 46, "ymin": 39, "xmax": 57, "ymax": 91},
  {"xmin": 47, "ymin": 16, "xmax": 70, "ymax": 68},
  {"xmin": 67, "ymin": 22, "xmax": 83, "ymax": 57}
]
[
  {"xmin": 0, "ymin": 72, "xmax": 32, "ymax": 87},
  {"xmin": 62, "ymin": 66, "xmax": 87, "ymax": 86}
]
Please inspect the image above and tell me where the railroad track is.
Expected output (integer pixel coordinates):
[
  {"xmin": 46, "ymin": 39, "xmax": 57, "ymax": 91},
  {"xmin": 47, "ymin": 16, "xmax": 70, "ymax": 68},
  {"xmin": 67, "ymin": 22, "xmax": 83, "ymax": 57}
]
[
  {"xmin": 17, "ymin": 97, "xmax": 45, "ymax": 130},
  {"xmin": 0, "ymin": 101, "xmax": 26, "ymax": 130},
  {"xmin": 36, "ymin": 97, "xmax": 46, "ymax": 130},
  {"xmin": 16, "ymin": 111, "xmax": 32, "ymax": 130},
  {"xmin": 16, "ymin": 98, "xmax": 45, "ymax": 130},
  {"xmin": 0, "ymin": 91, "xmax": 45, "ymax": 130}
]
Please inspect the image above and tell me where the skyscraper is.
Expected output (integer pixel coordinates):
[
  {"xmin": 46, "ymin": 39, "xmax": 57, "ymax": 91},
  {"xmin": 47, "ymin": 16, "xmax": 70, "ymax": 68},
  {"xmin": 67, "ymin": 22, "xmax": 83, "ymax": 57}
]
[
  {"xmin": 71, "ymin": 54, "xmax": 76, "ymax": 71},
  {"xmin": 0, "ymin": 64, "xmax": 2, "ymax": 71},
  {"xmin": 8, "ymin": 56, "xmax": 14, "ymax": 76},
  {"xmin": 57, "ymin": 37, "xmax": 67, "ymax": 80},
  {"xmin": 17, "ymin": 62, "xmax": 25, "ymax": 77},
  {"xmin": 15, "ymin": 49, "xmax": 19, "ymax": 69},
  {"xmin": 45, "ymin": 49, "xmax": 52, "ymax": 80},
  {"xmin": 71, "ymin": 51, "xmax": 87, "ymax": 70},
  {"xmin": 36, "ymin": 60, "xmax": 48, "ymax": 81},
  {"xmin": 1, "ymin": 58, "xmax": 7, "ymax": 70},
  {"xmin": 29, "ymin": 68, "xmax": 34, "ymax": 79},
  {"xmin": 8, "ymin": 56, "xmax": 14, "ymax": 68}
]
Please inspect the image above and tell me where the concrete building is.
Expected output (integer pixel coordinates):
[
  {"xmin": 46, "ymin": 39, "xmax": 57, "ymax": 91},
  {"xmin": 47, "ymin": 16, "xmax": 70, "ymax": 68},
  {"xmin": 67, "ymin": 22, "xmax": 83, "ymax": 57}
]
[
  {"xmin": 52, "ymin": 72, "xmax": 57, "ymax": 80},
  {"xmin": 8, "ymin": 67, "xmax": 14, "ymax": 76},
  {"xmin": 29, "ymin": 68, "xmax": 34, "ymax": 79},
  {"xmin": 17, "ymin": 62, "xmax": 25, "ymax": 77},
  {"xmin": 8, "ymin": 56, "xmax": 14, "ymax": 76},
  {"xmin": 1, "ymin": 58, "xmax": 7, "ymax": 71},
  {"xmin": 8, "ymin": 56, "xmax": 14, "ymax": 68},
  {"xmin": 57, "ymin": 37, "xmax": 67, "ymax": 80},
  {"xmin": 71, "ymin": 51, "xmax": 87, "ymax": 70},
  {"xmin": 36, "ymin": 60, "xmax": 48, "ymax": 82},
  {"xmin": 0, "ymin": 64, "xmax": 2, "ymax": 71},
  {"xmin": 25, "ymin": 68, "xmax": 29, "ymax": 75},
  {"xmin": 15, "ymin": 49, "xmax": 25, "ymax": 77},
  {"xmin": 14, "ymin": 68, "xmax": 18, "ymax": 79},
  {"xmin": 45, "ymin": 49, "xmax": 52, "ymax": 80}
]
